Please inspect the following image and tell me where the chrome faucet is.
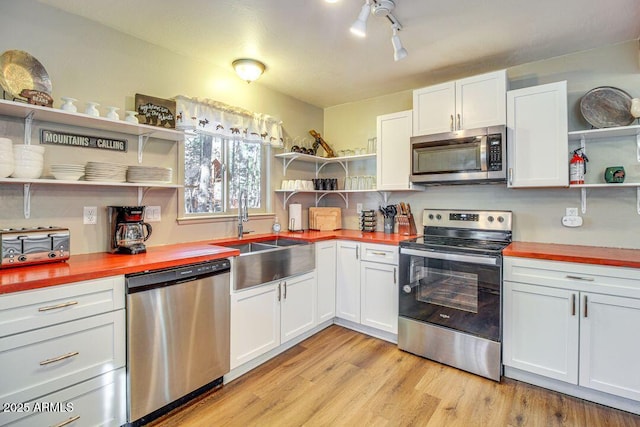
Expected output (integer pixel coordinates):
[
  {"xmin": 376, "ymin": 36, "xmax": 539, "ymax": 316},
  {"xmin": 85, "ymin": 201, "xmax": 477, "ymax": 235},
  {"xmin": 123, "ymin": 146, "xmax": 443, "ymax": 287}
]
[{"xmin": 238, "ymin": 190, "xmax": 249, "ymax": 238}]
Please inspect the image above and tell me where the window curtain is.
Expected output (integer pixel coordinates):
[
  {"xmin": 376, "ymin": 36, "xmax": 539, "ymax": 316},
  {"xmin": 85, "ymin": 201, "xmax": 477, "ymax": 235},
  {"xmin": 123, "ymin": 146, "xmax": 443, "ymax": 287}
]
[{"xmin": 174, "ymin": 95, "xmax": 283, "ymax": 147}]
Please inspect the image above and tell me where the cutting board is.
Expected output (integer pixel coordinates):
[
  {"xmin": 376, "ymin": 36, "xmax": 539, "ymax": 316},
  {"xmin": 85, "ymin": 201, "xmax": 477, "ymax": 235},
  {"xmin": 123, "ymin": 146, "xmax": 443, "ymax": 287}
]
[{"xmin": 309, "ymin": 207, "xmax": 342, "ymax": 231}]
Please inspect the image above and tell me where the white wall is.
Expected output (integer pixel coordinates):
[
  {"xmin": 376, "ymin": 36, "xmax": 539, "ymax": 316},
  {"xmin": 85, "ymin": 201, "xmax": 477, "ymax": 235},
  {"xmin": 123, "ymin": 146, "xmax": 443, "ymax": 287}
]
[
  {"xmin": 323, "ymin": 41, "xmax": 640, "ymax": 249},
  {"xmin": 0, "ymin": 0, "xmax": 323, "ymax": 254}
]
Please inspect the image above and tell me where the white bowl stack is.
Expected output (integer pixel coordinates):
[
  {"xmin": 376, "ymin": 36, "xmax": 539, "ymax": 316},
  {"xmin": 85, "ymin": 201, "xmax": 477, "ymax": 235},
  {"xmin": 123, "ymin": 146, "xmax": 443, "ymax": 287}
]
[
  {"xmin": 50, "ymin": 164, "xmax": 85, "ymax": 181},
  {"xmin": 11, "ymin": 144, "xmax": 45, "ymax": 179},
  {"xmin": 0, "ymin": 138, "xmax": 13, "ymax": 178}
]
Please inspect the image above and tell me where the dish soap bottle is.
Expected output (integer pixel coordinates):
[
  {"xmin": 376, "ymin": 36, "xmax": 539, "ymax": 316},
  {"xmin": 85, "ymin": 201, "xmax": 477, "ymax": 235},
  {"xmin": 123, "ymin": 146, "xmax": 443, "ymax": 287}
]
[{"xmin": 272, "ymin": 217, "xmax": 281, "ymax": 234}]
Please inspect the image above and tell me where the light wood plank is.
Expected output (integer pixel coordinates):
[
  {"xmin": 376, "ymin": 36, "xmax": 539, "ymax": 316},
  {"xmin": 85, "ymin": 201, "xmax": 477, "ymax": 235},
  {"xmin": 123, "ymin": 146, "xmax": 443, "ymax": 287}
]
[{"xmin": 149, "ymin": 326, "xmax": 640, "ymax": 427}]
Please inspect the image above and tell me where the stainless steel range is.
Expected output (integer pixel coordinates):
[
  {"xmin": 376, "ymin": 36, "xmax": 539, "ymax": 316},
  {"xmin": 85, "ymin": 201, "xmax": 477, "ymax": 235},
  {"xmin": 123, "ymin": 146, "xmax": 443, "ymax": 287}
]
[{"xmin": 398, "ymin": 209, "xmax": 512, "ymax": 381}]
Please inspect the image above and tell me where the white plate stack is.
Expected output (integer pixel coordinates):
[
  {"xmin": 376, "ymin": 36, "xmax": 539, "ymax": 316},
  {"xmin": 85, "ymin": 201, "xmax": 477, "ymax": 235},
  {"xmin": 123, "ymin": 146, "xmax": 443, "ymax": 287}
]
[
  {"xmin": 0, "ymin": 138, "xmax": 13, "ymax": 178},
  {"xmin": 12, "ymin": 144, "xmax": 45, "ymax": 179},
  {"xmin": 50, "ymin": 164, "xmax": 85, "ymax": 181},
  {"xmin": 85, "ymin": 161, "xmax": 128, "ymax": 182},
  {"xmin": 127, "ymin": 166, "xmax": 173, "ymax": 183}
]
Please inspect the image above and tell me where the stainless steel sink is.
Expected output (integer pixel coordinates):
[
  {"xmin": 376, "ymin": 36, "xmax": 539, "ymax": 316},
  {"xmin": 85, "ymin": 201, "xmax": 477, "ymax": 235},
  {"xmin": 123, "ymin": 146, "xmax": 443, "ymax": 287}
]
[{"xmin": 217, "ymin": 239, "xmax": 315, "ymax": 290}]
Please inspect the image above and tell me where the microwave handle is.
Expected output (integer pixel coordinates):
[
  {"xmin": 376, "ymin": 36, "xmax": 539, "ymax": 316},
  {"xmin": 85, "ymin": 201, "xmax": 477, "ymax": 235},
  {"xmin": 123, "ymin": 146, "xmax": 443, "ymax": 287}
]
[{"xmin": 480, "ymin": 135, "xmax": 488, "ymax": 172}]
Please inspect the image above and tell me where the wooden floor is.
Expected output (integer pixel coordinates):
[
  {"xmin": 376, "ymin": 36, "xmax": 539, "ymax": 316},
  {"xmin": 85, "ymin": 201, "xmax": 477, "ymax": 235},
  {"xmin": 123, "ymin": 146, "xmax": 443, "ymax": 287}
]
[{"xmin": 150, "ymin": 325, "xmax": 640, "ymax": 427}]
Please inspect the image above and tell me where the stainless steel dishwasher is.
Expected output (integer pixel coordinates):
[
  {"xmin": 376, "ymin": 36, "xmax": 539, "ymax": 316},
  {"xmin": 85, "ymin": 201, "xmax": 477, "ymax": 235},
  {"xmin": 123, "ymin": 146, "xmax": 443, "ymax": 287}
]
[{"xmin": 125, "ymin": 259, "xmax": 230, "ymax": 426}]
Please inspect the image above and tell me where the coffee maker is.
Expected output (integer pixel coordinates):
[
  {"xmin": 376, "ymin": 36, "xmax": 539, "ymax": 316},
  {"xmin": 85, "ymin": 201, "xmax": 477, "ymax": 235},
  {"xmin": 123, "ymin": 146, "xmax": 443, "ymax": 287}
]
[{"xmin": 108, "ymin": 206, "xmax": 153, "ymax": 254}]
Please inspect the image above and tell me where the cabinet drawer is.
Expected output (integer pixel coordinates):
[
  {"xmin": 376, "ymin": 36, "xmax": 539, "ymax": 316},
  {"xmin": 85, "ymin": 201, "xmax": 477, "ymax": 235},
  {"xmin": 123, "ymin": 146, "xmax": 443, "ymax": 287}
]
[
  {"xmin": 360, "ymin": 243, "xmax": 398, "ymax": 265},
  {"xmin": 504, "ymin": 257, "xmax": 640, "ymax": 298},
  {"xmin": 0, "ymin": 367, "xmax": 126, "ymax": 427},
  {"xmin": 0, "ymin": 310, "xmax": 125, "ymax": 404},
  {"xmin": 0, "ymin": 276, "xmax": 125, "ymax": 337}
]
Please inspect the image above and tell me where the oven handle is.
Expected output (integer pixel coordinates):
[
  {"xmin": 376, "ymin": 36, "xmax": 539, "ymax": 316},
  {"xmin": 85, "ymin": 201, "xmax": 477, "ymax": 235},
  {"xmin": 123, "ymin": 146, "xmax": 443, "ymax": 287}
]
[{"xmin": 400, "ymin": 247, "xmax": 498, "ymax": 266}]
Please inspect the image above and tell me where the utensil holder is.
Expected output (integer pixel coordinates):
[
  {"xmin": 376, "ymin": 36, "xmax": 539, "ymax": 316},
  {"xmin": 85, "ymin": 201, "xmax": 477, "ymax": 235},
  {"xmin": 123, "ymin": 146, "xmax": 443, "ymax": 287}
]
[{"xmin": 383, "ymin": 216, "xmax": 395, "ymax": 234}]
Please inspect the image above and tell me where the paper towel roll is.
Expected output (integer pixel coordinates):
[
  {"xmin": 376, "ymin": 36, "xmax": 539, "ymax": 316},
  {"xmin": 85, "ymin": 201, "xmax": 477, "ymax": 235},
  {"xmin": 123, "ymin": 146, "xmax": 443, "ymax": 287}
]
[{"xmin": 288, "ymin": 204, "xmax": 303, "ymax": 231}]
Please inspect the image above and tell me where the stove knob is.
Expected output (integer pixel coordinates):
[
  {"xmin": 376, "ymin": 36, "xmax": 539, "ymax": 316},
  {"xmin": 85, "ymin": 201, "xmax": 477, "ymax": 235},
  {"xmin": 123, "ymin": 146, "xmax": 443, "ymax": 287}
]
[
  {"xmin": 487, "ymin": 216, "xmax": 494, "ymax": 222},
  {"xmin": 436, "ymin": 214, "xmax": 442, "ymax": 220},
  {"xmin": 428, "ymin": 214, "xmax": 434, "ymax": 220},
  {"xmin": 498, "ymin": 216, "xmax": 504, "ymax": 223}
]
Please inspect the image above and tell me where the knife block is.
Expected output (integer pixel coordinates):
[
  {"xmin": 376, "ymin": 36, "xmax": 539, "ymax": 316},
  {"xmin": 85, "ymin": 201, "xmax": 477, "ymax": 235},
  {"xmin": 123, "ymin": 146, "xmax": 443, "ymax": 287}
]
[{"xmin": 397, "ymin": 213, "xmax": 417, "ymax": 236}]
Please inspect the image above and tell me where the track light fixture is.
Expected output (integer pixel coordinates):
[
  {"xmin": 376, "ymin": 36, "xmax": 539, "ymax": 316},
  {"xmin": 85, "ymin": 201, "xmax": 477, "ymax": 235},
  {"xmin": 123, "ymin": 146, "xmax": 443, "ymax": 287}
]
[
  {"xmin": 391, "ymin": 25, "xmax": 408, "ymax": 61},
  {"xmin": 350, "ymin": 0, "xmax": 371, "ymax": 37},
  {"xmin": 350, "ymin": 0, "xmax": 408, "ymax": 61}
]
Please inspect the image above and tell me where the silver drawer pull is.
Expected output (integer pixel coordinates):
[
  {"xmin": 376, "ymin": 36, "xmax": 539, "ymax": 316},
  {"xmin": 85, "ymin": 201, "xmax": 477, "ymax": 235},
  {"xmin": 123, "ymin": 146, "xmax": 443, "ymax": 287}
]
[
  {"xmin": 40, "ymin": 351, "xmax": 79, "ymax": 366},
  {"xmin": 566, "ymin": 275, "xmax": 595, "ymax": 282},
  {"xmin": 38, "ymin": 301, "xmax": 78, "ymax": 312},
  {"xmin": 370, "ymin": 251, "xmax": 388, "ymax": 256},
  {"xmin": 51, "ymin": 415, "xmax": 80, "ymax": 427}
]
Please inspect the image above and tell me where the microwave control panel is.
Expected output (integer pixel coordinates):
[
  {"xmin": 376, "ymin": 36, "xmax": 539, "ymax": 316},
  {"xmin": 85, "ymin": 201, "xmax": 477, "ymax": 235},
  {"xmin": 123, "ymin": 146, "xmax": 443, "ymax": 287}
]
[{"xmin": 487, "ymin": 135, "xmax": 502, "ymax": 171}]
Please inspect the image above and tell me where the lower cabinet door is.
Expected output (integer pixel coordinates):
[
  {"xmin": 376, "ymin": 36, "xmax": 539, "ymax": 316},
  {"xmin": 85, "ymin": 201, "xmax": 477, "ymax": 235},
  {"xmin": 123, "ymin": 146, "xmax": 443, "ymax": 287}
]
[
  {"xmin": 579, "ymin": 292, "xmax": 640, "ymax": 400},
  {"xmin": 503, "ymin": 281, "xmax": 579, "ymax": 384},
  {"xmin": 230, "ymin": 283, "xmax": 280, "ymax": 369},
  {"xmin": 281, "ymin": 272, "xmax": 317, "ymax": 343},
  {"xmin": 0, "ymin": 368, "xmax": 126, "ymax": 427},
  {"xmin": 316, "ymin": 241, "xmax": 337, "ymax": 323},
  {"xmin": 360, "ymin": 261, "xmax": 398, "ymax": 334},
  {"xmin": 336, "ymin": 241, "xmax": 361, "ymax": 323}
]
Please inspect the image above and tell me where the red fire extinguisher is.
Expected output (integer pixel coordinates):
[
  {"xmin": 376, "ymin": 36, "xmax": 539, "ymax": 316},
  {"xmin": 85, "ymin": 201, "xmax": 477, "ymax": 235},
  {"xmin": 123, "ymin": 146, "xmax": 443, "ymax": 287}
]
[{"xmin": 569, "ymin": 148, "xmax": 589, "ymax": 184}]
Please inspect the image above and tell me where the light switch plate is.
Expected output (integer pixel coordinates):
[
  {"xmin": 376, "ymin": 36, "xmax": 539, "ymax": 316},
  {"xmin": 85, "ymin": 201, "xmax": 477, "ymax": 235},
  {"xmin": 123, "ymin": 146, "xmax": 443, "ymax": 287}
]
[
  {"xmin": 565, "ymin": 207, "xmax": 579, "ymax": 216},
  {"xmin": 145, "ymin": 206, "xmax": 161, "ymax": 222}
]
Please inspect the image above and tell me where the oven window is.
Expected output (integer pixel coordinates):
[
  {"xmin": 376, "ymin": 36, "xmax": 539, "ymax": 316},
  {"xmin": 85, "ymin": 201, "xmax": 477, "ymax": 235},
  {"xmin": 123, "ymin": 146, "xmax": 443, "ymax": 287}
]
[{"xmin": 416, "ymin": 267, "xmax": 478, "ymax": 313}]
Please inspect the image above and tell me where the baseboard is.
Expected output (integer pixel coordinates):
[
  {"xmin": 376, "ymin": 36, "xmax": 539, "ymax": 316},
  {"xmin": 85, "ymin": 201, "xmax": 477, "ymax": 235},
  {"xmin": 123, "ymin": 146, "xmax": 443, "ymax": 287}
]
[
  {"xmin": 504, "ymin": 366, "xmax": 640, "ymax": 415},
  {"xmin": 333, "ymin": 318, "xmax": 397, "ymax": 344}
]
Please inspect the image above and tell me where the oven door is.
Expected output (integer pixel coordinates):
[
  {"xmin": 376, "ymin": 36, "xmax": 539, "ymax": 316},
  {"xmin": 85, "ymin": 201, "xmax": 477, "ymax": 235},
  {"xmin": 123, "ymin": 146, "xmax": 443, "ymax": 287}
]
[{"xmin": 399, "ymin": 247, "xmax": 502, "ymax": 341}]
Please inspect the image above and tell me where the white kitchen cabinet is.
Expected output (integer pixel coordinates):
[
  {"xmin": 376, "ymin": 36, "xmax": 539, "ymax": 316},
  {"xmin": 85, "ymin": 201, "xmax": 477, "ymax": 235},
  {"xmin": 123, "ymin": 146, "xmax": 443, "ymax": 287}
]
[
  {"xmin": 230, "ymin": 282, "xmax": 281, "ymax": 369},
  {"xmin": 503, "ymin": 256, "xmax": 640, "ymax": 403},
  {"xmin": 0, "ymin": 276, "xmax": 126, "ymax": 427},
  {"xmin": 336, "ymin": 241, "xmax": 399, "ymax": 336},
  {"xmin": 281, "ymin": 272, "xmax": 317, "ymax": 342},
  {"xmin": 336, "ymin": 240, "xmax": 361, "ymax": 322},
  {"xmin": 316, "ymin": 240, "xmax": 337, "ymax": 323},
  {"xmin": 503, "ymin": 281, "xmax": 579, "ymax": 383},
  {"xmin": 230, "ymin": 271, "xmax": 317, "ymax": 369},
  {"xmin": 376, "ymin": 110, "xmax": 413, "ymax": 190},
  {"xmin": 413, "ymin": 70, "xmax": 506, "ymax": 136},
  {"xmin": 360, "ymin": 261, "xmax": 398, "ymax": 334},
  {"xmin": 506, "ymin": 80, "xmax": 568, "ymax": 187},
  {"xmin": 579, "ymin": 292, "xmax": 640, "ymax": 400}
]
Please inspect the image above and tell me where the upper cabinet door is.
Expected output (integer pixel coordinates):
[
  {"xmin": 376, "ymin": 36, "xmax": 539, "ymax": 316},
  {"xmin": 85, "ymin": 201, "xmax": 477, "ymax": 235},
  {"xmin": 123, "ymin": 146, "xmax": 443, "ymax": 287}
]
[
  {"xmin": 507, "ymin": 81, "xmax": 568, "ymax": 188},
  {"xmin": 456, "ymin": 70, "xmax": 507, "ymax": 130},
  {"xmin": 412, "ymin": 82, "xmax": 455, "ymax": 135},
  {"xmin": 412, "ymin": 70, "xmax": 507, "ymax": 136},
  {"xmin": 377, "ymin": 110, "xmax": 413, "ymax": 190}
]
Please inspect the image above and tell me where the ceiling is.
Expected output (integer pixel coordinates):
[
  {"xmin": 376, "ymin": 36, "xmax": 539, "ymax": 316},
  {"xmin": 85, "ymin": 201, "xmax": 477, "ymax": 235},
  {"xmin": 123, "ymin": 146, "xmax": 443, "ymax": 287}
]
[{"xmin": 38, "ymin": 0, "xmax": 640, "ymax": 108}]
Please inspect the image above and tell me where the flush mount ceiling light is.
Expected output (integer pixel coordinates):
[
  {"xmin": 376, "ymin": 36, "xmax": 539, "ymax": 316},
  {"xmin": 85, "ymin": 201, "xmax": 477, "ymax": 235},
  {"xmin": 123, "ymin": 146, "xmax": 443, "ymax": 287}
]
[
  {"xmin": 350, "ymin": 0, "xmax": 408, "ymax": 61},
  {"xmin": 232, "ymin": 58, "xmax": 266, "ymax": 83}
]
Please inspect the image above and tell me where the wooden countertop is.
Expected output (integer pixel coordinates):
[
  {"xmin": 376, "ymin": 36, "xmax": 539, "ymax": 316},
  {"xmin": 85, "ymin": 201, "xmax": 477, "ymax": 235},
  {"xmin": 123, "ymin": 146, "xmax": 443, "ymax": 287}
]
[
  {"xmin": 0, "ymin": 230, "xmax": 416, "ymax": 295},
  {"xmin": 504, "ymin": 241, "xmax": 640, "ymax": 269}
]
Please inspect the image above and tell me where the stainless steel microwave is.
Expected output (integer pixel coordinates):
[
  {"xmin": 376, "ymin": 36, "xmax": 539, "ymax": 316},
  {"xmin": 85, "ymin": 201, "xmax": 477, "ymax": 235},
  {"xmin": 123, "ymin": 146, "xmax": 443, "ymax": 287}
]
[{"xmin": 410, "ymin": 125, "xmax": 506, "ymax": 184}]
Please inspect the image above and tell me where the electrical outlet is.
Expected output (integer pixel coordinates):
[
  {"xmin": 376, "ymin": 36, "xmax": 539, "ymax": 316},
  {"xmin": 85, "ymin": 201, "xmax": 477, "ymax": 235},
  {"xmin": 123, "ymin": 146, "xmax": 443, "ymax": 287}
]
[
  {"xmin": 83, "ymin": 206, "xmax": 97, "ymax": 225},
  {"xmin": 356, "ymin": 203, "xmax": 363, "ymax": 214},
  {"xmin": 565, "ymin": 207, "xmax": 579, "ymax": 216},
  {"xmin": 145, "ymin": 206, "xmax": 161, "ymax": 222}
]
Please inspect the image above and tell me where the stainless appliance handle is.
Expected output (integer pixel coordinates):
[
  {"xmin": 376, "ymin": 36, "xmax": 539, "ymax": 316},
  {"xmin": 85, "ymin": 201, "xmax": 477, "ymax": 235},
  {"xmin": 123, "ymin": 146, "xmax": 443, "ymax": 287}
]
[
  {"xmin": 400, "ymin": 247, "xmax": 498, "ymax": 266},
  {"xmin": 479, "ymin": 135, "xmax": 488, "ymax": 172}
]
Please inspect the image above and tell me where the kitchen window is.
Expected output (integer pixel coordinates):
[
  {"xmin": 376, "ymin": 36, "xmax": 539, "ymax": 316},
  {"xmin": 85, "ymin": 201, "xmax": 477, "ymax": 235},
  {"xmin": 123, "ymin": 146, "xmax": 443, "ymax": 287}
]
[
  {"xmin": 175, "ymin": 95, "xmax": 282, "ymax": 220},
  {"xmin": 183, "ymin": 133, "xmax": 266, "ymax": 215}
]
